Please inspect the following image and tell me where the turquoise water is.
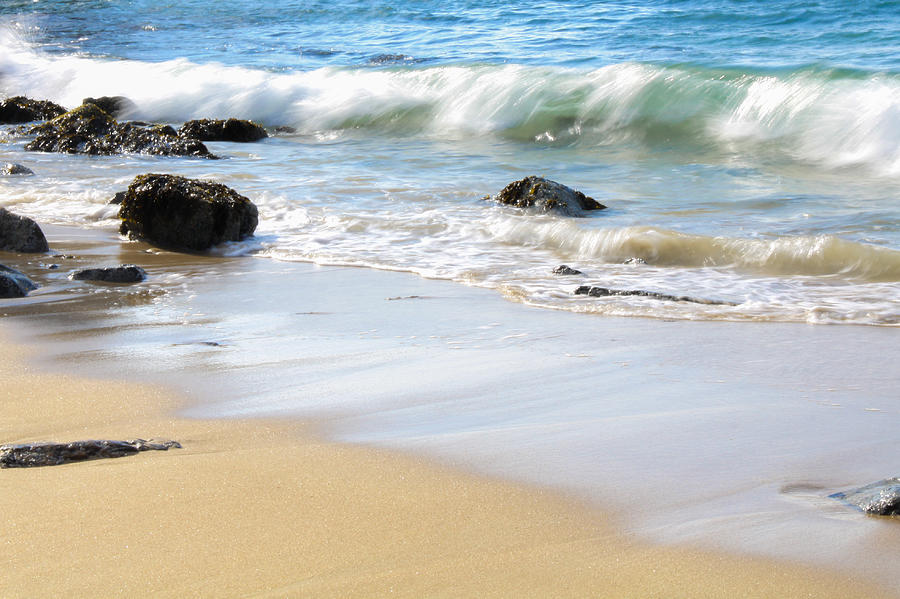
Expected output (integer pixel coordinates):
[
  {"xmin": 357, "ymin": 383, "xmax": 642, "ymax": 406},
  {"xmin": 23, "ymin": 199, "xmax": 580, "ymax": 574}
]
[{"xmin": 1, "ymin": 0, "xmax": 899, "ymax": 324}]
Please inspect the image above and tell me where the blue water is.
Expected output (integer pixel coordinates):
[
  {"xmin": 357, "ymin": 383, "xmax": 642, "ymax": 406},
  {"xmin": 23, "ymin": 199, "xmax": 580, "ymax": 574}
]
[{"xmin": 1, "ymin": 0, "xmax": 899, "ymax": 325}]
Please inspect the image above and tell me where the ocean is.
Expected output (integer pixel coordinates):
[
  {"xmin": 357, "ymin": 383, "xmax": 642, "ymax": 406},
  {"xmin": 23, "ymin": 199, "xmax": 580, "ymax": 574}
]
[
  {"xmin": 1, "ymin": 0, "xmax": 898, "ymax": 325},
  {"xmin": 2, "ymin": 0, "xmax": 900, "ymax": 588}
]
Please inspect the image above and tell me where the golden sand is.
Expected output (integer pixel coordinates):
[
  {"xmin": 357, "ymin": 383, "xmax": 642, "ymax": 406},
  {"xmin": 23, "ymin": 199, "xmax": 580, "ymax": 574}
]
[{"xmin": 0, "ymin": 338, "xmax": 892, "ymax": 598}]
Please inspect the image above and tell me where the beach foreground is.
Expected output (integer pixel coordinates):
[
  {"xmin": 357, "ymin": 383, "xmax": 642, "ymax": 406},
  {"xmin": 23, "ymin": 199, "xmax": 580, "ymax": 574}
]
[{"xmin": 0, "ymin": 336, "xmax": 894, "ymax": 598}]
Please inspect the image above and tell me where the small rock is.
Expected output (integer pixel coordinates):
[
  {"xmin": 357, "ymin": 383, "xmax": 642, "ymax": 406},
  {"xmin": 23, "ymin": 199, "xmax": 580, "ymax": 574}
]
[
  {"xmin": 109, "ymin": 191, "xmax": 127, "ymax": 205},
  {"xmin": 624, "ymin": 257, "xmax": 646, "ymax": 265},
  {"xmin": 81, "ymin": 95, "xmax": 137, "ymax": 118},
  {"xmin": 0, "ymin": 439, "xmax": 181, "ymax": 468},
  {"xmin": 0, "ymin": 207, "xmax": 50, "ymax": 253},
  {"xmin": 574, "ymin": 285, "xmax": 735, "ymax": 306},
  {"xmin": 118, "ymin": 173, "xmax": 258, "ymax": 251},
  {"xmin": 0, "ymin": 163, "xmax": 34, "ymax": 176},
  {"xmin": 553, "ymin": 265, "xmax": 583, "ymax": 276},
  {"xmin": 178, "ymin": 118, "xmax": 268, "ymax": 143},
  {"xmin": 0, "ymin": 264, "xmax": 38, "ymax": 298},
  {"xmin": 0, "ymin": 96, "xmax": 67, "ymax": 124},
  {"xmin": 71, "ymin": 264, "xmax": 147, "ymax": 283},
  {"xmin": 274, "ymin": 125, "xmax": 297, "ymax": 134},
  {"xmin": 830, "ymin": 478, "xmax": 900, "ymax": 516},
  {"xmin": 490, "ymin": 176, "xmax": 606, "ymax": 217}
]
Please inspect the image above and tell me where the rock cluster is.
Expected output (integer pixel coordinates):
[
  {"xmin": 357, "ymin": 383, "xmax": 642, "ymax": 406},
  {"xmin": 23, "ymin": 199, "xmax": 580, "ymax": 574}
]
[
  {"xmin": 118, "ymin": 173, "xmax": 258, "ymax": 251},
  {"xmin": 26, "ymin": 103, "xmax": 215, "ymax": 158}
]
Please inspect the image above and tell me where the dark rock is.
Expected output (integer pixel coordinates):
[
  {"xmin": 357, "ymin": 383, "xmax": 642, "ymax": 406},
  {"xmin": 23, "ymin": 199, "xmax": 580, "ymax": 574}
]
[
  {"xmin": 0, "ymin": 163, "xmax": 34, "ymax": 176},
  {"xmin": 624, "ymin": 257, "xmax": 646, "ymax": 265},
  {"xmin": 178, "ymin": 118, "xmax": 268, "ymax": 143},
  {"xmin": 830, "ymin": 478, "xmax": 900, "ymax": 516},
  {"xmin": 0, "ymin": 264, "xmax": 38, "ymax": 298},
  {"xmin": 109, "ymin": 191, "xmax": 127, "ymax": 205},
  {"xmin": 491, "ymin": 176, "xmax": 606, "ymax": 217},
  {"xmin": 0, "ymin": 96, "xmax": 66, "ymax": 124},
  {"xmin": 0, "ymin": 439, "xmax": 181, "ymax": 468},
  {"xmin": 274, "ymin": 125, "xmax": 297, "ymax": 134},
  {"xmin": 26, "ymin": 103, "xmax": 215, "ymax": 158},
  {"xmin": 368, "ymin": 53, "xmax": 418, "ymax": 65},
  {"xmin": 118, "ymin": 173, "xmax": 258, "ymax": 251},
  {"xmin": 81, "ymin": 95, "xmax": 137, "ymax": 118},
  {"xmin": 0, "ymin": 207, "xmax": 50, "ymax": 253},
  {"xmin": 71, "ymin": 264, "xmax": 147, "ymax": 283},
  {"xmin": 574, "ymin": 285, "xmax": 736, "ymax": 306},
  {"xmin": 553, "ymin": 265, "xmax": 583, "ymax": 276}
]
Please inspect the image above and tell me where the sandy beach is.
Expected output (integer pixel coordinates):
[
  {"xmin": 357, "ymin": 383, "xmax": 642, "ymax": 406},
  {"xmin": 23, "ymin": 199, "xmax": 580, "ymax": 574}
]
[{"xmin": 0, "ymin": 224, "xmax": 897, "ymax": 597}]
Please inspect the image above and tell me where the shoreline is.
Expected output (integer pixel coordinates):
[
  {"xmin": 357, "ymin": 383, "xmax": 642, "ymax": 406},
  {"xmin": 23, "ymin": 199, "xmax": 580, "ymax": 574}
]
[
  {"xmin": 0, "ymin": 331, "xmax": 894, "ymax": 598},
  {"xmin": 1, "ymin": 223, "xmax": 898, "ymax": 596}
]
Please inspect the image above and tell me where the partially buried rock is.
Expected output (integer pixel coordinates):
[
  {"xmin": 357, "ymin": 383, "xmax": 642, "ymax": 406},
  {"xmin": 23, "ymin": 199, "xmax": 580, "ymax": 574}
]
[
  {"xmin": 71, "ymin": 264, "xmax": 147, "ymax": 283},
  {"xmin": 553, "ymin": 265, "xmax": 583, "ymax": 276},
  {"xmin": 0, "ymin": 439, "xmax": 181, "ymax": 468},
  {"xmin": 26, "ymin": 103, "xmax": 215, "ymax": 158},
  {"xmin": 0, "ymin": 96, "xmax": 66, "ymax": 124},
  {"xmin": 0, "ymin": 264, "xmax": 38, "ymax": 298},
  {"xmin": 0, "ymin": 163, "xmax": 34, "ymax": 176},
  {"xmin": 81, "ymin": 95, "xmax": 137, "ymax": 118},
  {"xmin": 0, "ymin": 207, "xmax": 50, "ymax": 253},
  {"xmin": 178, "ymin": 118, "xmax": 268, "ymax": 142},
  {"xmin": 491, "ymin": 176, "xmax": 606, "ymax": 217},
  {"xmin": 574, "ymin": 285, "xmax": 735, "ymax": 306},
  {"xmin": 118, "ymin": 173, "xmax": 258, "ymax": 251},
  {"xmin": 830, "ymin": 478, "xmax": 900, "ymax": 516}
]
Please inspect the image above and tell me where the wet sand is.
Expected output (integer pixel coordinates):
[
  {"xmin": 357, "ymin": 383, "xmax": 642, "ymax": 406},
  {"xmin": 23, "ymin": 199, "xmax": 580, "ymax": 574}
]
[{"xmin": 1, "ymin": 224, "xmax": 897, "ymax": 597}]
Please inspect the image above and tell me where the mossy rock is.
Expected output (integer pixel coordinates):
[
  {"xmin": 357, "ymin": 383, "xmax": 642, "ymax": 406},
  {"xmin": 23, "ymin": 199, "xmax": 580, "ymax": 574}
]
[
  {"xmin": 118, "ymin": 174, "xmax": 258, "ymax": 251},
  {"xmin": 81, "ymin": 95, "xmax": 137, "ymax": 118},
  {"xmin": 178, "ymin": 118, "xmax": 268, "ymax": 142},
  {"xmin": 491, "ymin": 176, "xmax": 606, "ymax": 217},
  {"xmin": 0, "ymin": 96, "xmax": 66, "ymax": 124}
]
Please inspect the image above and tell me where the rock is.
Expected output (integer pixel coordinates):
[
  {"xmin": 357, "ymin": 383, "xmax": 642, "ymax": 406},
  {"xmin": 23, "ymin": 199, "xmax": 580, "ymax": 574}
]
[
  {"xmin": 491, "ymin": 176, "xmax": 606, "ymax": 216},
  {"xmin": 553, "ymin": 265, "xmax": 583, "ymax": 276},
  {"xmin": 178, "ymin": 118, "xmax": 268, "ymax": 143},
  {"xmin": 0, "ymin": 96, "xmax": 66, "ymax": 124},
  {"xmin": 0, "ymin": 207, "xmax": 50, "ymax": 253},
  {"xmin": 71, "ymin": 264, "xmax": 147, "ymax": 283},
  {"xmin": 274, "ymin": 125, "xmax": 297, "ymax": 134},
  {"xmin": 574, "ymin": 285, "xmax": 736, "ymax": 306},
  {"xmin": 26, "ymin": 103, "xmax": 215, "ymax": 158},
  {"xmin": 830, "ymin": 479, "xmax": 900, "ymax": 516},
  {"xmin": 81, "ymin": 95, "xmax": 137, "ymax": 118},
  {"xmin": 0, "ymin": 163, "xmax": 34, "ymax": 176},
  {"xmin": 624, "ymin": 257, "xmax": 646, "ymax": 265},
  {"xmin": 0, "ymin": 264, "xmax": 38, "ymax": 298},
  {"xmin": 109, "ymin": 191, "xmax": 127, "ymax": 205},
  {"xmin": 0, "ymin": 439, "xmax": 181, "ymax": 468},
  {"xmin": 118, "ymin": 173, "xmax": 258, "ymax": 251}
]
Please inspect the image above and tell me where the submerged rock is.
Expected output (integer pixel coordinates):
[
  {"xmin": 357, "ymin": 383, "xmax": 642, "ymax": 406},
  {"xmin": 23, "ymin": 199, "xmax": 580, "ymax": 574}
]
[
  {"xmin": 71, "ymin": 264, "xmax": 147, "ymax": 283},
  {"xmin": 178, "ymin": 118, "xmax": 268, "ymax": 142},
  {"xmin": 0, "ymin": 264, "xmax": 38, "ymax": 298},
  {"xmin": 0, "ymin": 207, "xmax": 50, "ymax": 253},
  {"xmin": 830, "ymin": 478, "xmax": 900, "ymax": 516},
  {"xmin": 574, "ymin": 285, "xmax": 735, "ymax": 306},
  {"xmin": 0, "ymin": 163, "xmax": 34, "ymax": 176},
  {"xmin": 118, "ymin": 173, "xmax": 258, "ymax": 251},
  {"xmin": 0, "ymin": 439, "xmax": 181, "ymax": 468},
  {"xmin": 26, "ymin": 103, "xmax": 215, "ymax": 158},
  {"xmin": 491, "ymin": 176, "xmax": 606, "ymax": 217},
  {"xmin": 0, "ymin": 96, "xmax": 66, "ymax": 124},
  {"xmin": 81, "ymin": 95, "xmax": 137, "ymax": 118},
  {"xmin": 553, "ymin": 265, "xmax": 583, "ymax": 276}
]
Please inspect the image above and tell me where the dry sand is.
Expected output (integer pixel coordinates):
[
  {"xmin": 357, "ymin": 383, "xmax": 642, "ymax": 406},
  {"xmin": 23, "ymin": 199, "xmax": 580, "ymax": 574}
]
[{"xmin": 0, "ymin": 336, "xmax": 894, "ymax": 598}]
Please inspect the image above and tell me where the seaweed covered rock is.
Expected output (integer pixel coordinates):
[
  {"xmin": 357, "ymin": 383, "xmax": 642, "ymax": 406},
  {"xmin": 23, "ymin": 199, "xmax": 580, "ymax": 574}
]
[
  {"xmin": 118, "ymin": 174, "xmax": 258, "ymax": 251},
  {"xmin": 71, "ymin": 264, "xmax": 147, "ymax": 283},
  {"xmin": 0, "ymin": 264, "xmax": 38, "ymax": 298},
  {"xmin": 0, "ymin": 163, "xmax": 34, "ymax": 176},
  {"xmin": 0, "ymin": 439, "xmax": 181, "ymax": 468},
  {"xmin": 0, "ymin": 207, "xmax": 49, "ymax": 253},
  {"xmin": 830, "ymin": 478, "xmax": 900, "ymax": 516},
  {"xmin": 81, "ymin": 95, "xmax": 137, "ymax": 118},
  {"xmin": 491, "ymin": 176, "xmax": 606, "ymax": 217},
  {"xmin": 0, "ymin": 96, "xmax": 66, "ymax": 124},
  {"xmin": 26, "ymin": 103, "xmax": 215, "ymax": 158},
  {"xmin": 178, "ymin": 118, "xmax": 268, "ymax": 142}
]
